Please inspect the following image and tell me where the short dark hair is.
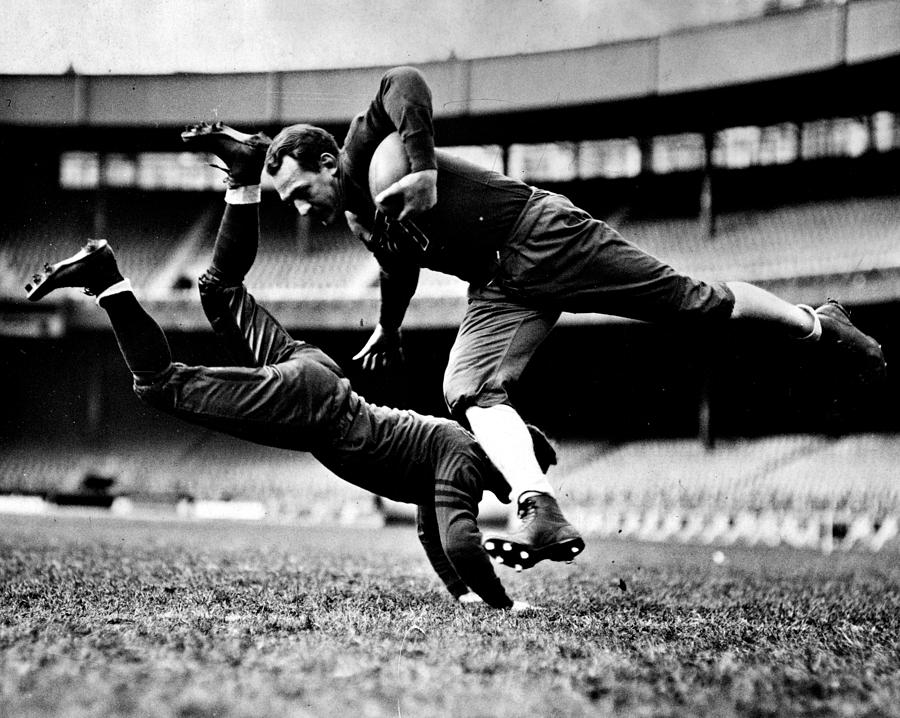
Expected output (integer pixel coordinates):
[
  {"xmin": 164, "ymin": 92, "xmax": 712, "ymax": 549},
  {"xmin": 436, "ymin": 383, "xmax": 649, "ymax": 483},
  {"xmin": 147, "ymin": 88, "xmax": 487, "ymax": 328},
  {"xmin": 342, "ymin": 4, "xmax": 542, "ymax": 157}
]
[{"xmin": 265, "ymin": 124, "xmax": 340, "ymax": 175}]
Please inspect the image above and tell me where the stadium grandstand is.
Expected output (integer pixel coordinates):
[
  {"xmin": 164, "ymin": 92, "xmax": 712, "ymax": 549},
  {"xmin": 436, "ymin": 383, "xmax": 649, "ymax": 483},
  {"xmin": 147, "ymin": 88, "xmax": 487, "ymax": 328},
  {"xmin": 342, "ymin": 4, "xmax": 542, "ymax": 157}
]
[{"xmin": 2, "ymin": 0, "xmax": 899, "ymax": 551}]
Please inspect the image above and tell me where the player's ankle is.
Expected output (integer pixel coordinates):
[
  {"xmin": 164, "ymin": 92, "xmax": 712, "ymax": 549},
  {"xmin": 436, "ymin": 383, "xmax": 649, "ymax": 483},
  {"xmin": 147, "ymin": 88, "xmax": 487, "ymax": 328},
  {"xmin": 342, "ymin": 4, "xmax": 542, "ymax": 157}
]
[
  {"xmin": 94, "ymin": 277, "xmax": 132, "ymax": 305},
  {"xmin": 225, "ymin": 185, "xmax": 261, "ymax": 204}
]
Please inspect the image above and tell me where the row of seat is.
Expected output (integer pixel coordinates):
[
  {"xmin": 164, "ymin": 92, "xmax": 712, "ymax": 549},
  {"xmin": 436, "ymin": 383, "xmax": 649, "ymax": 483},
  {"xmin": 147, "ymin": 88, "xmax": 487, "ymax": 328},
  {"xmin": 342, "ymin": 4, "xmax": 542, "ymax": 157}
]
[
  {"xmin": 2, "ymin": 432, "xmax": 897, "ymax": 517},
  {"xmin": 2, "ymin": 194, "xmax": 898, "ymax": 300},
  {"xmin": 622, "ymin": 196, "xmax": 900, "ymax": 282}
]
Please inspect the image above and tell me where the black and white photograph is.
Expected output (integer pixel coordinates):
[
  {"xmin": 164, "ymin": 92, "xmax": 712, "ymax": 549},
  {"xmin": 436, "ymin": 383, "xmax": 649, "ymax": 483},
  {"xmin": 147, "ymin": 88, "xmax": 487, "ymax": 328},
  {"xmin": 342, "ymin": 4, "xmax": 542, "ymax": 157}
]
[{"xmin": 1, "ymin": 1, "xmax": 899, "ymax": 715}]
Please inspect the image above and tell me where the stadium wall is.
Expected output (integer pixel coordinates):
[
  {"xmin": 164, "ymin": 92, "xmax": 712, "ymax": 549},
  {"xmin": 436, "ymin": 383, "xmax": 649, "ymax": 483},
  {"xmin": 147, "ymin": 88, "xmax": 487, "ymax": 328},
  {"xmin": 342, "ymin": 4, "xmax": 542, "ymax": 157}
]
[{"xmin": 2, "ymin": 0, "xmax": 899, "ymax": 140}]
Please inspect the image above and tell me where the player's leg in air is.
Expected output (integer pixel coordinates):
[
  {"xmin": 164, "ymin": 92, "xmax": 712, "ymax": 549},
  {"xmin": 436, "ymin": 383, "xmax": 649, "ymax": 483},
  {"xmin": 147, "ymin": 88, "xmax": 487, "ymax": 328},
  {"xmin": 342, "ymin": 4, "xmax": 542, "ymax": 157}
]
[
  {"xmin": 179, "ymin": 122, "xmax": 298, "ymax": 367},
  {"xmin": 24, "ymin": 124, "xmax": 349, "ymax": 448},
  {"xmin": 26, "ymin": 239, "xmax": 172, "ymax": 384},
  {"xmin": 473, "ymin": 198, "xmax": 885, "ymax": 570},
  {"xmin": 443, "ymin": 294, "xmax": 585, "ymax": 571},
  {"xmin": 499, "ymin": 196, "xmax": 885, "ymax": 388},
  {"xmin": 725, "ymin": 281, "xmax": 885, "ymax": 385}
]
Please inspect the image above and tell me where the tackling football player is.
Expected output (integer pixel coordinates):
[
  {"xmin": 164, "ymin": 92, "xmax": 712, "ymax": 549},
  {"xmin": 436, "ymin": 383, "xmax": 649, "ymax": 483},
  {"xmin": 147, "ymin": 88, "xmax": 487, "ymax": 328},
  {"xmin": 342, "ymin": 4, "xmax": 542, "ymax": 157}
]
[{"xmin": 24, "ymin": 127, "xmax": 557, "ymax": 611}]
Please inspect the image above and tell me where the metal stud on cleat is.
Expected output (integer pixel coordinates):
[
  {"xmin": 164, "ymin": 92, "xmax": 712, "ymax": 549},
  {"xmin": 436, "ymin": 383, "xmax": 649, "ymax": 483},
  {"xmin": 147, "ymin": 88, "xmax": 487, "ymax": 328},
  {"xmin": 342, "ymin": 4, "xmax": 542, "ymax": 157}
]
[
  {"xmin": 492, "ymin": 556, "xmax": 504, "ymax": 565},
  {"xmin": 484, "ymin": 541, "xmax": 495, "ymax": 552},
  {"xmin": 502, "ymin": 542, "xmax": 512, "ymax": 552},
  {"xmin": 519, "ymin": 551, "xmax": 529, "ymax": 560},
  {"xmin": 571, "ymin": 546, "xmax": 580, "ymax": 554},
  {"xmin": 514, "ymin": 565, "xmax": 523, "ymax": 573}
]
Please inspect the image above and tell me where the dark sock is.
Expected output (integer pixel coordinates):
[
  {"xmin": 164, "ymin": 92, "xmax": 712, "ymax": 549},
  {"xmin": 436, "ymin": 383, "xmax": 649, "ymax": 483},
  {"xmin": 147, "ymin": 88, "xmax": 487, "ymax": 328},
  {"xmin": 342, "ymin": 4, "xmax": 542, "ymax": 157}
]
[
  {"xmin": 98, "ymin": 291, "xmax": 172, "ymax": 377},
  {"xmin": 208, "ymin": 203, "xmax": 259, "ymax": 284}
]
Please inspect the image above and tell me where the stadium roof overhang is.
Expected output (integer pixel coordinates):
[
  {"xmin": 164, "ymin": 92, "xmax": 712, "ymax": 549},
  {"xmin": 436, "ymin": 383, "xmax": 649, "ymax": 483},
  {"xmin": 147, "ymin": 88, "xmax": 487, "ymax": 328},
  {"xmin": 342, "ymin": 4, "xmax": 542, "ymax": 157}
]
[{"xmin": 2, "ymin": 1, "xmax": 899, "ymax": 148}]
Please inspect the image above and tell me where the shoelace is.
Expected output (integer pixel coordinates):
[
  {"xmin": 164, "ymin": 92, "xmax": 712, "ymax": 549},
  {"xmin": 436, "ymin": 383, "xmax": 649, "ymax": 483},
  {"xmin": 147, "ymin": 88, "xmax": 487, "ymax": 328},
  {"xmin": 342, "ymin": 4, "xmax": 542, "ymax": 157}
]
[{"xmin": 517, "ymin": 497, "xmax": 537, "ymax": 521}]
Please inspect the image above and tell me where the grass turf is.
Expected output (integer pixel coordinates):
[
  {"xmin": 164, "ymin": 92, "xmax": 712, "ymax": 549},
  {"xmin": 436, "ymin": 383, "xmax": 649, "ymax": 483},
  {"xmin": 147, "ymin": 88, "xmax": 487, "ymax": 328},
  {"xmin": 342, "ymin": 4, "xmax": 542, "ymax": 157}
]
[{"xmin": 1, "ymin": 514, "xmax": 898, "ymax": 717}]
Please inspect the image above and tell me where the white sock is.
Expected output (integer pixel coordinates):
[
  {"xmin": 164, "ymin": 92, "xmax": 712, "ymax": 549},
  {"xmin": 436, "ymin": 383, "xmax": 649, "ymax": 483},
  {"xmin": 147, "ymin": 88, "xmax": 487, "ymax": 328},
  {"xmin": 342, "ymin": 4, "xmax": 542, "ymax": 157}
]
[
  {"xmin": 466, "ymin": 404, "xmax": 554, "ymax": 502},
  {"xmin": 225, "ymin": 185, "xmax": 261, "ymax": 205},
  {"xmin": 94, "ymin": 278, "xmax": 133, "ymax": 305},
  {"xmin": 796, "ymin": 304, "xmax": 822, "ymax": 341}
]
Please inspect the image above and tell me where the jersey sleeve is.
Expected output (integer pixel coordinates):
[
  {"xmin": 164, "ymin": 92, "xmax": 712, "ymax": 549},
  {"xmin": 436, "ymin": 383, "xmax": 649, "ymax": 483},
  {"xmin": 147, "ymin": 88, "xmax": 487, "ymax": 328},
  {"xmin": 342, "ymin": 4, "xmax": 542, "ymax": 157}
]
[
  {"xmin": 368, "ymin": 66, "xmax": 437, "ymax": 173},
  {"xmin": 345, "ymin": 66, "xmax": 437, "ymax": 178},
  {"xmin": 416, "ymin": 504, "xmax": 468, "ymax": 599},
  {"xmin": 432, "ymin": 450, "xmax": 513, "ymax": 609}
]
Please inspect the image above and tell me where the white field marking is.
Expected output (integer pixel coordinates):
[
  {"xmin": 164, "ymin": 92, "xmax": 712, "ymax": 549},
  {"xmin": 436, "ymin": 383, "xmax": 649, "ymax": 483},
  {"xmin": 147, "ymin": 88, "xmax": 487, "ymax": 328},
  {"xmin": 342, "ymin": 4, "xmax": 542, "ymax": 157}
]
[
  {"xmin": 0, "ymin": 495, "xmax": 47, "ymax": 515},
  {"xmin": 191, "ymin": 500, "xmax": 266, "ymax": 520}
]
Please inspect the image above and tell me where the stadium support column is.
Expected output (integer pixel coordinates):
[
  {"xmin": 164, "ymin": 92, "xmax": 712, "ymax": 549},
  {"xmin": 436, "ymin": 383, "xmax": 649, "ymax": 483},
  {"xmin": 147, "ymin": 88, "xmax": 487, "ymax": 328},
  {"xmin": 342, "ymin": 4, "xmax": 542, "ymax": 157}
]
[
  {"xmin": 698, "ymin": 370, "xmax": 714, "ymax": 450},
  {"xmin": 80, "ymin": 352, "xmax": 108, "ymax": 446},
  {"xmin": 638, "ymin": 135, "xmax": 653, "ymax": 213},
  {"xmin": 94, "ymin": 156, "xmax": 109, "ymax": 240},
  {"xmin": 700, "ymin": 130, "xmax": 716, "ymax": 240}
]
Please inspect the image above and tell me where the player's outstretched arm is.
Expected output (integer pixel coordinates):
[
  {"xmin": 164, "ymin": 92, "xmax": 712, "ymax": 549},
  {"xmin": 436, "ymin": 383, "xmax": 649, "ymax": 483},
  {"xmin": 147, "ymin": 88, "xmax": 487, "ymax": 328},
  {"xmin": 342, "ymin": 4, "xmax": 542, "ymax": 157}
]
[
  {"xmin": 416, "ymin": 504, "xmax": 470, "ymax": 599},
  {"xmin": 431, "ymin": 453, "xmax": 515, "ymax": 610},
  {"xmin": 352, "ymin": 263, "xmax": 418, "ymax": 371}
]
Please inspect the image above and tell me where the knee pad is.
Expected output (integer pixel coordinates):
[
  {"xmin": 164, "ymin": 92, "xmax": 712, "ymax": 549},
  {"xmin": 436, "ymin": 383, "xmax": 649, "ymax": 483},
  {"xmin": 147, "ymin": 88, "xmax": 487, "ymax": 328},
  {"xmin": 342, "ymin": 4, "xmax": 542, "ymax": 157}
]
[{"xmin": 444, "ymin": 370, "xmax": 514, "ymax": 422}]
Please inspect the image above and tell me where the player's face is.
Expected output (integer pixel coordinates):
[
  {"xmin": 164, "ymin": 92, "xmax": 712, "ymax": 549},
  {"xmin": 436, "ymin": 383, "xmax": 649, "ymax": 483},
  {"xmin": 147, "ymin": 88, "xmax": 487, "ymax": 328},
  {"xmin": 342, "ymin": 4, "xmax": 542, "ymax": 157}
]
[{"xmin": 271, "ymin": 155, "xmax": 341, "ymax": 226}]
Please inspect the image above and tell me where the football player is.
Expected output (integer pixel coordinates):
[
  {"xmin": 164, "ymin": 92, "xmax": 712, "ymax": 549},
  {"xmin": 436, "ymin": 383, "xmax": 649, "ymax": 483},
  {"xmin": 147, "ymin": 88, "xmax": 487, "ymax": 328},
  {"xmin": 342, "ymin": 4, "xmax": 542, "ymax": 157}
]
[{"xmin": 260, "ymin": 66, "xmax": 886, "ymax": 569}]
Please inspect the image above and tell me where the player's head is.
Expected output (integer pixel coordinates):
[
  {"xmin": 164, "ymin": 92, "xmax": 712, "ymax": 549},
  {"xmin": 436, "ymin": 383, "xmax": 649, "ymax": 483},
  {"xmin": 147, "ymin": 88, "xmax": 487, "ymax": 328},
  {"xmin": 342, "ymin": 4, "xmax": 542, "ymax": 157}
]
[{"xmin": 266, "ymin": 124, "xmax": 342, "ymax": 225}]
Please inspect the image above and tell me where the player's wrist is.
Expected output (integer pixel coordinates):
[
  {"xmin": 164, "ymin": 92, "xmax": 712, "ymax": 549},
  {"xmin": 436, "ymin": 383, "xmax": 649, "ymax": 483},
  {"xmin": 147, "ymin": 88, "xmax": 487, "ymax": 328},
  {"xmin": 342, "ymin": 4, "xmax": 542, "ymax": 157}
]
[{"xmin": 376, "ymin": 320, "xmax": 402, "ymax": 336}]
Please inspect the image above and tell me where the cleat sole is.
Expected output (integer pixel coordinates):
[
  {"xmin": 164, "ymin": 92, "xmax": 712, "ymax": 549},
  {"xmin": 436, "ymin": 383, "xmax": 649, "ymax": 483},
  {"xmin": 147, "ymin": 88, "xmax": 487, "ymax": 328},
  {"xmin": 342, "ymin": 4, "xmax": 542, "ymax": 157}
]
[{"xmin": 481, "ymin": 535, "xmax": 586, "ymax": 571}]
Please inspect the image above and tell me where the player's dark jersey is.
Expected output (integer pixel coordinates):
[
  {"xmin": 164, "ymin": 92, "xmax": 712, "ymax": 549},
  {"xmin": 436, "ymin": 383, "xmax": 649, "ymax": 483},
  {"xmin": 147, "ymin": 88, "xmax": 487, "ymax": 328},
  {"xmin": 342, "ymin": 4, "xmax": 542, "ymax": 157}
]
[
  {"xmin": 140, "ymin": 279, "xmax": 515, "ymax": 608},
  {"xmin": 342, "ymin": 149, "xmax": 531, "ymax": 286},
  {"xmin": 338, "ymin": 66, "xmax": 532, "ymax": 287},
  {"xmin": 313, "ymin": 394, "xmax": 513, "ymax": 608}
]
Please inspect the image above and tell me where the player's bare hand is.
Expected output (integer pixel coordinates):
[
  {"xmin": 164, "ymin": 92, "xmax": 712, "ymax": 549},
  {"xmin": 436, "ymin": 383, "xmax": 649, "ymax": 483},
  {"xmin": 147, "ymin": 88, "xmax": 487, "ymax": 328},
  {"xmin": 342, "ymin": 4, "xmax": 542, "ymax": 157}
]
[
  {"xmin": 344, "ymin": 211, "xmax": 373, "ymax": 244},
  {"xmin": 457, "ymin": 591, "xmax": 483, "ymax": 605},
  {"xmin": 352, "ymin": 323, "xmax": 403, "ymax": 371},
  {"xmin": 374, "ymin": 169, "xmax": 437, "ymax": 221}
]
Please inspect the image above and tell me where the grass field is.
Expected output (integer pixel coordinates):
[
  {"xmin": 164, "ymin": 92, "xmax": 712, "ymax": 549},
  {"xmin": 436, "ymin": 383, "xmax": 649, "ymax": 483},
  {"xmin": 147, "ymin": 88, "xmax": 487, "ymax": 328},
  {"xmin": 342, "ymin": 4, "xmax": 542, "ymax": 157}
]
[{"xmin": 1, "ymin": 514, "xmax": 899, "ymax": 718}]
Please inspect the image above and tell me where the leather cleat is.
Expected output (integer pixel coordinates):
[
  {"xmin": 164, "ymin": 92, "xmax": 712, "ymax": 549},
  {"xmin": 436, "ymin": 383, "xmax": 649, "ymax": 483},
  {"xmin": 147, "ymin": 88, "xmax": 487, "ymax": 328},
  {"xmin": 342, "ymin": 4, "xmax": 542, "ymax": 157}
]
[
  {"xmin": 180, "ymin": 121, "xmax": 270, "ymax": 188},
  {"xmin": 482, "ymin": 493, "xmax": 585, "ymax": 571},
  {"xmin": 815, "ymin": 299, "xmax": 887, "ymax": 384},
  {"xmin": 25, "ymin": 239, "xmax": 118, "ymax": 302}
]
